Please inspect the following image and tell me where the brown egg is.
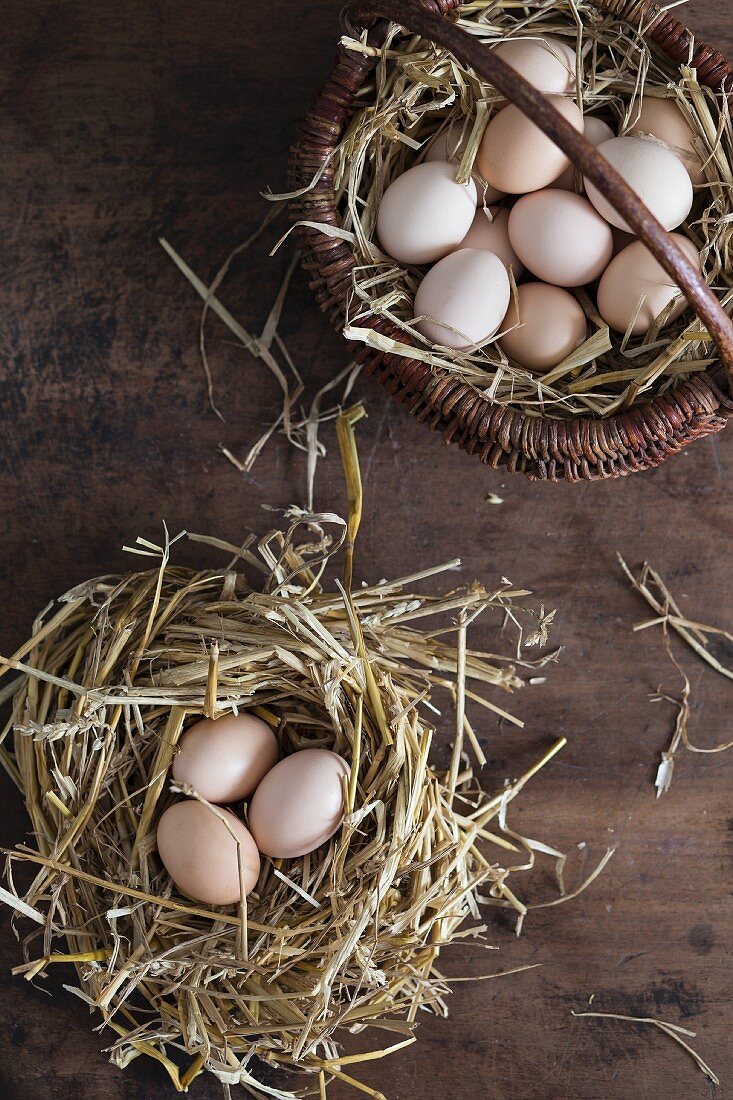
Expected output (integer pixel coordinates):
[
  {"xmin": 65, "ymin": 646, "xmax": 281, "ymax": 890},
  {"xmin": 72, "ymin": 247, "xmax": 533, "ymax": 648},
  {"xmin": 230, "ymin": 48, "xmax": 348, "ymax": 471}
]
[
  {"xmin": 554, "ymin": 115, "xmax": 615, "ymax": 190},
  {"xmin": 596, "ymin": 234, "xmax": 701, "ymax": 335},
  {"xmin": 508, "ymin": 189, "xmax": 613, "ymax": 286},
  {"xmin": 500, "ymin": 282, "xmax": 587, "ymax": 372},
  {"xmin": 377, "ymin": 161, "xmax": 477, "ymax": 265},
  {"xmin": 493, "ymin": 36, "xmax": 576, "ymax": 94},
  {"xmin": 425, "ymin": 122, "xmax": 505, "ymax": 204},
  {"xmin": 629, "ymin": 97, "xmax": 705, "ymax": 185},
  {"xmin": 459, "ymin": 207, "xmax": 524, "ymax": 276},
  {"xmin": 477, "ymin": 97, "xmax": 584, "ymax": 194},
  {"xmin": 414, "ymin": 248, "xmax": 511, "ymax": 349},
  {"xmin": 249, "ymin": 749, "xmax": 349, "ymax": 859},
  {"xmin": 585, "ymin": 136, "xmax": 693, "ymax": 232},
  {"xmin": 157, "ymin": 800, "xmax": 260, "ymax": 905},
  {"xmin": 173, "ymin": 713, "xmax": 278, "ymax": 802}
]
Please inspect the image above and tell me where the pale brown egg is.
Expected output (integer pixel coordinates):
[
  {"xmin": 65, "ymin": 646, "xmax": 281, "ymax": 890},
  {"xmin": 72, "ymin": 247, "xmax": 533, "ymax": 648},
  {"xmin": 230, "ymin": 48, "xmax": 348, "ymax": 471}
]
[
  {"xmin": 377, "ymin": 161, "xmax": 477, "ymax": 265},
  {"xmin": 157, "ymin": 801, "xmax": 260, "ymax": 905},
  {"xmin": 477, "ymin": 97, "xmax": 584, "ymax": 194},
  {"xmin": 172, "ymin": 713, "xmax": 279, "ymax": 803},
  {"xmin": 500, "ymin": 282, "xmax": 587, "ymax": 372},
  {"xmin": 507, "ymin": 189, "xmax": 613, "ymax": 286},
  {"xmin": 629, "ymin": 97, "xmax": 705, "ymax": 185},
  {"xmin": 596, "ymin": 234, "xmax": 701, "ymax": 335},
  {"xmin": 554, "ymin": 115, "xmax": 615, "ymax": 190},
  {"xmin": 459, "ymin": 206, "xmax": 525, "ymax": 276},
  {"xmin": 249, "ymin": 749, "xmax": 350, "ymax": 859},
  {"xmin": 425, "ymin": 122, "xmax": 505, "ymax": 203},
  {"xmin": 414, "ymin": 248, "xmax": 511, "ymax": 349},
  {"xmin": 493, "ymin": 36, "xmax": 577, "ymax": 94},
  {"xmin": 585, "ymin": 135, "xmax": 693, "ymax": 232}
]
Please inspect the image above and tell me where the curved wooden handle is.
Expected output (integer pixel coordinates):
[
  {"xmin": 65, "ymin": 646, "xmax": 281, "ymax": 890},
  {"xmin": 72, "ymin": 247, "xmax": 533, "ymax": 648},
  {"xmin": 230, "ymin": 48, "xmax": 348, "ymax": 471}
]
[{"xmin": 344, "ymin": 0, "xmax": 733, "ymax": 387}]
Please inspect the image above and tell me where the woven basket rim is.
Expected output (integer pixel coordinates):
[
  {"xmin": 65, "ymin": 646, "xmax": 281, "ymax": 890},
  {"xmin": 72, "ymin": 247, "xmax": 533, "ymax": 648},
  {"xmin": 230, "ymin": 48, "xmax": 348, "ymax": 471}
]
[{"xmin": 290, "ymin": 0, "xmax": 733, "ymax": 481}]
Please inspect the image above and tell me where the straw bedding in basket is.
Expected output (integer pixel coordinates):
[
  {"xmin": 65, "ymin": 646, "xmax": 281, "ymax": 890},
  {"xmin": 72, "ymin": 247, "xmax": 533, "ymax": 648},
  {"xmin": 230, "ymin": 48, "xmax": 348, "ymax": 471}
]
[{"xmin": 316, "ymin": 0, "xmax": 733, "ymax": 419}]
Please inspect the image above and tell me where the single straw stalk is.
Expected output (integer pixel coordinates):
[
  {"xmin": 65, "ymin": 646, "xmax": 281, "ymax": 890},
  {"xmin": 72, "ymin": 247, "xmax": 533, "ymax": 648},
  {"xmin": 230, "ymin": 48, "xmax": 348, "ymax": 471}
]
[{"xmin": 620, "ymin": 553, "xmax": 733, "ymax": 795}]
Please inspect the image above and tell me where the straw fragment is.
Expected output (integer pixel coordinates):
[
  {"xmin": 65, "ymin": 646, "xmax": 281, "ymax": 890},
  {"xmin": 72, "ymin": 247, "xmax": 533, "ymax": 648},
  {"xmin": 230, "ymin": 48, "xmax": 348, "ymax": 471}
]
[
  {"xmin": 572, "ymin": 1010, "xmax": 720, "ymax": 1087},
  {"xmin": 620, "ymin": 554, "xmax": 733, "ymax": 794}
]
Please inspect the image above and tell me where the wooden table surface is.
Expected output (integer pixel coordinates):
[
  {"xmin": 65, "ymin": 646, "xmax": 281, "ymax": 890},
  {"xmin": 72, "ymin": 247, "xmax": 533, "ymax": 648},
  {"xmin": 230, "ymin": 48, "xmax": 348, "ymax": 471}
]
[{"xmin": 1, "ymin": 2, "xmax": 731, "ymax": 1097}]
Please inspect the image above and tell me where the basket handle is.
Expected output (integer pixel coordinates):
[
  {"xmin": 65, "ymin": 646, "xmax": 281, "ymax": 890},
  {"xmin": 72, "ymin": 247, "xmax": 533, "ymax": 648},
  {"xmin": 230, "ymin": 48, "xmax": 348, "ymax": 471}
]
[{"xmin": 343, "ymin": 0, "xmax": 733, "ymax": 388}]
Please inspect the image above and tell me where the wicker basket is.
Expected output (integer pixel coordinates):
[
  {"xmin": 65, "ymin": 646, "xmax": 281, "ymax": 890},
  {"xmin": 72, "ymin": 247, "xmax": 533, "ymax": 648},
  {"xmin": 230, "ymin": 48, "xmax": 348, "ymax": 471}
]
[{"xmin": 289, "ymin": 0, "xmax": 733, "ymax": 481}]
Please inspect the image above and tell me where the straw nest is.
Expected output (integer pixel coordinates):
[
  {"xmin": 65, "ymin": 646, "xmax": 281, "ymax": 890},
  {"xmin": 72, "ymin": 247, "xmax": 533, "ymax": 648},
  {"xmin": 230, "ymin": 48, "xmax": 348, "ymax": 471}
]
[
  {"xmin": 0, "ymin": 409, "xmax": 577, "ymax": 1098},
  {"xmin": 328, "ymin": 0, "xmax": 733, "ymax": 418}
]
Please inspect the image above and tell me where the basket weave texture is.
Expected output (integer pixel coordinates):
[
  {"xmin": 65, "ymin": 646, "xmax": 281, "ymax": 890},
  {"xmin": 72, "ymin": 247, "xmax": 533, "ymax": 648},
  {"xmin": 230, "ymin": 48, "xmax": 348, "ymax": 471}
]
[{"xmin": 290, "ymin": 0, "xmax": 733, "ymax": 481}]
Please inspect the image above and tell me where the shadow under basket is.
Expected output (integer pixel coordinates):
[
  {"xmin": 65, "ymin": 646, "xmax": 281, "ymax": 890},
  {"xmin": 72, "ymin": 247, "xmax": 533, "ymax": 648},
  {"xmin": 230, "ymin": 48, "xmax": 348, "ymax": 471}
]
[{"xmin": 289, "ymin": 0, "xmax": 733, "ymax": 482}]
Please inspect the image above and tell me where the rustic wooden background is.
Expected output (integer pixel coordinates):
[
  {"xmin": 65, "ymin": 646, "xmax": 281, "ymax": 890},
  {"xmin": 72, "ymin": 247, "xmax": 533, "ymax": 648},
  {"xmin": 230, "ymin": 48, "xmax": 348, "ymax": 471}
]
[{"xmin": 1, "ymin": 2, "xmax": 731, "ymax": 1097}]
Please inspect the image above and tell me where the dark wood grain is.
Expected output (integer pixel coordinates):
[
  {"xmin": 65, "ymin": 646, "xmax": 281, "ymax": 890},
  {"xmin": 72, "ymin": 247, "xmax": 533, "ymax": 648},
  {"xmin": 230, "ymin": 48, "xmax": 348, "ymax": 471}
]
[{"xmin": 0, "ymin": 3, "xmax": 731, "ymax": 1098}]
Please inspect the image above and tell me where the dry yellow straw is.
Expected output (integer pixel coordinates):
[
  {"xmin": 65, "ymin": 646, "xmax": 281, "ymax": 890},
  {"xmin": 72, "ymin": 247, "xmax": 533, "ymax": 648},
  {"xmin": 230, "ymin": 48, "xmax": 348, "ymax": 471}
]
[
  {"xmin": 0, "ymin": 405, "xmax": 579, "ymax": 1095},
  {"xmin": 312, "ymin": 0, "xmax": 733, "ymax": 419}
]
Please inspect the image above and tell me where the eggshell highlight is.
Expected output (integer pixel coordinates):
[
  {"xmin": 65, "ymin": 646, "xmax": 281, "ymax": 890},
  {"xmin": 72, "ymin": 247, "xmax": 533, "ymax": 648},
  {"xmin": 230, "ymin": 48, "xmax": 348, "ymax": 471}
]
[
  {"xmin": 249, "ymin": 749, "xmax": 350, "ymax": 859},
  {"xmin": 173, "ymin": 713, "xmax": 279, "ymax": 802},
  {"xmin": 493, "ymin": 36, "xmax": 576, "ymax": 94},
  {"xmin": 157, "ymin": 801, "xmax": 260, "ymax": 905},
  {"xmin": 596, "ymin": 234, "xmax": 700, "ymax": 335},
  {"xmin": 414, "ymin": 248, "xmax": 511, "ymax": 349},
  {"xmin": 377, "ymin": 161, "xmax": 477, "ymax": 265},
  {"xmin": 585, "ymin": 135, "xmax": 693, "ymax": 232},
  {"xmin": 500, "ymin": 282, "xmax": 587, "ymax": 372},
  {"xmin": 477, "ymin": 97, "xmax": 584, "ymax": 194},
  {"xmin": 507, "ymin": 189, "xmax": 613, "ymax": 286}
]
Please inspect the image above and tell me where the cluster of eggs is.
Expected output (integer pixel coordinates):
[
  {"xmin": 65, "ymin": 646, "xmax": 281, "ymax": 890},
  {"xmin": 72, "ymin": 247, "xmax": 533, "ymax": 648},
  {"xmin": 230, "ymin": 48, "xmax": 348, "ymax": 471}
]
[
  {"xmin": 157, "ymin": 713, "xmax": 349, "ymax": 905},
  {"xmin": 376, "ymin": 37, "xmax": 704, "ymax": 372}
]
